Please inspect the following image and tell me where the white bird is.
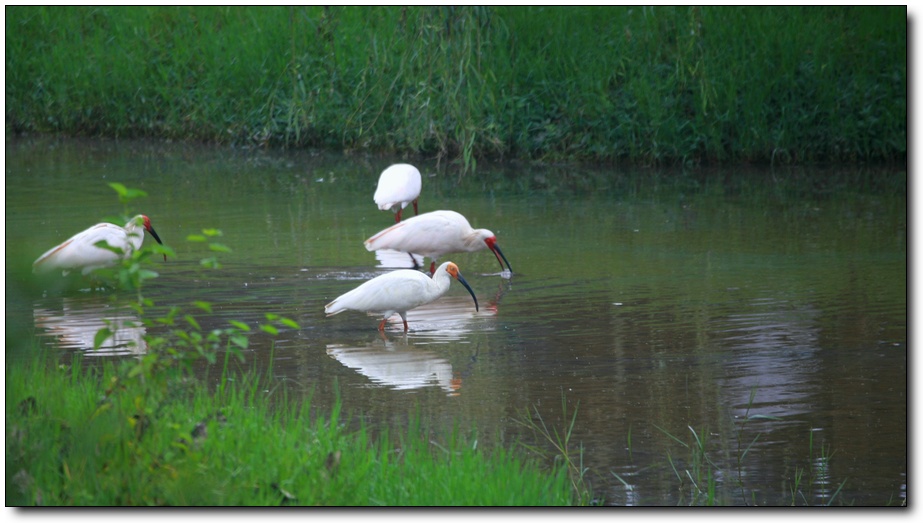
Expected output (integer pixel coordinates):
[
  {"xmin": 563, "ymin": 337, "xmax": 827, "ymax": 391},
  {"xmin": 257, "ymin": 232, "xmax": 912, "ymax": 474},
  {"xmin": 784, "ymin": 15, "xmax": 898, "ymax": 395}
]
[
  {"xmin": 364, "ymin": 210, "xmax": 512, "ymax": 275},
  {"xmin": 324, "ymin": 261, "xmax": 479, "ymax": 332},
  {"xmin": 373, "ymin": 163, "xmax": 422, "ymax": 222},
  {"xmin": 33, "ymin": 214, "xmax": 164, "ymax": 276}
]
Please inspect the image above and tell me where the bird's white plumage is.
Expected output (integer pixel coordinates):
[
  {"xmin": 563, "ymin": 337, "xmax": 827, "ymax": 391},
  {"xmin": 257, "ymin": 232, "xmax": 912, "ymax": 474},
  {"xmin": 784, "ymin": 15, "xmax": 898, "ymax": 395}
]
[
  {"xmin": 325, "ymin": 261, "xmax": 478, "ymax": 331},
  {"xmin": 33, "ymin": 214, "xmax": 162, "ymax": 276},
  {"xmin": 364, "ymin": 210, "xmax": 511, "ymax": 273},
  {"xmin": 373, "ymin": 163, "xmax": 422, "ymax": 221}
]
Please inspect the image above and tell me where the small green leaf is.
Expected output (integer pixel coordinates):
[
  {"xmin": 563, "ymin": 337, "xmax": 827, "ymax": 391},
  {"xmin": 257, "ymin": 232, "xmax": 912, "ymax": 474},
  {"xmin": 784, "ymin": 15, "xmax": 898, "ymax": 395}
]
[
  {"xmin": 184, "ymin": 315, "xmax": 201, "ymax": 331},
  {"xmin": 151, "ymin": 245, "xmax": 175, "ymax": 258},
  {"xmin": 260, "ymin": 324, "xmax": 279, "ymax": 335},
  {"xmin": 94, "ymin": 328, "xmax": 113, "ymax": 350},
  {"xmin": 279, "ymin": 318, "xmax": 300, "ymax": 329},
  {"xmin": 202, "ymin": 228, "xmax": 223, "ymax": 237},
  {"xmin": 187, "ymin": 235, "xmax": 207, "ymax": 242},
  {"xmin": 108, "ymin": 182, "xmax": 128, "ymax": 196},
  {"xmin": 125, "ymin": 188, "xmax": 148, "ymax": 200},
  {"xmin": 108, "ymin": 182, "xmax": 148, "ymax": 203},
  {"xmin": 229, "ymin": 320, "xmax": 251, "ymax": 332},
  {"xmin": 208, "ymin": 243, "xmax": 231, "ymax": 253},
  {"xmin": 93, "ymin": 240, "xmax": 123, "ymax": 255},
  {"xmin": 200, "ymin": 257, "xmax": 221, "ymax": 269},
  {"xmin": 194, "ymin": 301, "xmax": 213, "ymax": 313},
  {"xmin": 137, "ymin": 269, "xmax": 159, "ymax": 280},
  {"xmin": 230, "ymin": 334, "xmax": 249, "ymax": 349}
]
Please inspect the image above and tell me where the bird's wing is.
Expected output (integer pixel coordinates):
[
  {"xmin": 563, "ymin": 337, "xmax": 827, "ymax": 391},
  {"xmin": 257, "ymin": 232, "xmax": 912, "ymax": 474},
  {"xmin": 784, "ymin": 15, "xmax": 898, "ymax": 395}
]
[
  {"xmin": 325, "ymin": 271, "xmax": 430, "ymax": 316},
  {"xmin": 33, "ymin": 223, "xmax": 129, "ymax": 273},
  {"xmin": 364, "ymin": 212, "xmax": 461, "ymax": 255}
]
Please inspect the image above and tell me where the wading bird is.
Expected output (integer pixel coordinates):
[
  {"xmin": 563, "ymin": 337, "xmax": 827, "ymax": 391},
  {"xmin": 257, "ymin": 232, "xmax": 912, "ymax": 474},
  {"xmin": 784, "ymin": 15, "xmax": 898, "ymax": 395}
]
[
  {"xmin": 373, "ymin": 163, "xmax": 422, "ymax": 222},
  {"xmin": 324, "ymin": 261, "xmax": 479, "ymax": 332},
  {"xmin": 33, "ymin": 214, "xmax": 165, "ymax": 276},
  {"xmin": 364, "ymin": 210, "xmax": 512, "ymax": 275}
]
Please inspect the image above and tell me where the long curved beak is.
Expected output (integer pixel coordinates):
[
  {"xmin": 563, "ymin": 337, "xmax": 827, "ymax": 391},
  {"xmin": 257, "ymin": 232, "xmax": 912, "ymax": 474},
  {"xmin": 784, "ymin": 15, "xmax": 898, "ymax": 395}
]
[
  {"xmin": 490, "ymin": 243, "xmax": 512, "ymax": 273},
  {"xmin": 146, "ymin": 226, "xmax": 166, "ymax": 261},
  {"xmin": 147, "ymin": 226, "xmax": 163, "ymax": 246},
  {"xmin": 454, "ymin": 271, "xmax": 480, "ymax": 312}
]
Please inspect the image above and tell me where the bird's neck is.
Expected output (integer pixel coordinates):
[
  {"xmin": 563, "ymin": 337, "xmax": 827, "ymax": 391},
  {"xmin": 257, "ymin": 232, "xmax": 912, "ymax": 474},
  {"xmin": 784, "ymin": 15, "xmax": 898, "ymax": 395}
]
[
  {"xmin": 462, "ymin": 230, "xmax": 487, "ymax": 251},
  {"xmin": 432, "ymin": 271, "xmax": 452, "ymax": 291}
]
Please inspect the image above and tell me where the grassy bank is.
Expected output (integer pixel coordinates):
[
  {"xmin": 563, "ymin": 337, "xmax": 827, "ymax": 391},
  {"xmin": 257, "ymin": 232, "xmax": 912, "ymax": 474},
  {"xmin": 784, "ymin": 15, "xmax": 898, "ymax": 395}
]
[
  {"xmin": 6, "ymin": 354, "xmax": 576, "ymax": 506},
  {"xmin": 5, "ymin": 6, "xmax": 906, "ymax": 170}
]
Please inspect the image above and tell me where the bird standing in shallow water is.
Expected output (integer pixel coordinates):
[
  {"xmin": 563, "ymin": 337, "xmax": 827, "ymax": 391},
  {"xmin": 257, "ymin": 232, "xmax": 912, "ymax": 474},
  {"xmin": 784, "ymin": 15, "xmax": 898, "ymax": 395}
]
[
  {"xmin": 324, "ymin": 261, "xmax": 479, "ymax": 332},
  {"xmin": 364, "ymin": 210, "xmax": 512, "ymax": 275},
  {"xmin": 33, "ymin": 214, "xmax": 165, "ymax": 276},
  {"xmin": 373, "ymin": 163, "xmax": 422, "ymax": 223}
]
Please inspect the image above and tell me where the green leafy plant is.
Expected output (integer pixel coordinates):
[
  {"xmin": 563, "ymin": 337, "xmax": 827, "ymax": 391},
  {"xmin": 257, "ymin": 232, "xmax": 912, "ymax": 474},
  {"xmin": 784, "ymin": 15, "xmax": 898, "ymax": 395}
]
[{"xmin": 86, "ymin": 183, "xmax": 300, "ymax": 484}]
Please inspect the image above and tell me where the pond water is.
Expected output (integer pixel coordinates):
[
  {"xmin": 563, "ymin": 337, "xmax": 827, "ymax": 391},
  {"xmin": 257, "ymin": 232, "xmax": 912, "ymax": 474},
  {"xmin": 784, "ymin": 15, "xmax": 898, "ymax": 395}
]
[{"xmin": 4, "ymin": 137, "xmax": 907, "ymax": 506}]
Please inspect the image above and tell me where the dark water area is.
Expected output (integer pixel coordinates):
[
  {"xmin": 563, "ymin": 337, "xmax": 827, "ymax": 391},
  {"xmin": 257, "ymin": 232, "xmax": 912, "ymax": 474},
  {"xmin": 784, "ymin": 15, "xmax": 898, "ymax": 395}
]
[{"xmin": 4, "ymin": 137, "xmax": 907, "ymax": 506}]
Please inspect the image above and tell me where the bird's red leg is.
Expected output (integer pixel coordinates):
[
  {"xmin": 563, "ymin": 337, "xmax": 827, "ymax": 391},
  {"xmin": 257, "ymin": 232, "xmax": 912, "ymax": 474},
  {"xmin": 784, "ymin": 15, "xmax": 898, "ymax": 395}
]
[
  {"xmin": 429, "ymin": 261, "xmax": 436, "ymax": 275},
  {"xmin": 402, "ymin": 318, "xmax": 409, "ymax": 332},
  {"xmin": 395, "ymin": 209, "xmax": 402, "ymax": 223},
  {"xmin": 378, "ymin": 319, "xmax": 387, "ymax": 332},
  {"xmin": 412, "ymin": 199, "xmax": 418, "ymax": 216}
]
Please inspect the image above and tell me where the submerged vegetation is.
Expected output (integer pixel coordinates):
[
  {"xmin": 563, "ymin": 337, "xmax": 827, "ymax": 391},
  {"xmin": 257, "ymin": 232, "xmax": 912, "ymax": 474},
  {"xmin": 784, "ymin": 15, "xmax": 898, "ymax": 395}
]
[{"xmin": 5, "ymin": 6, "xmax": 907, "ymax": 171}]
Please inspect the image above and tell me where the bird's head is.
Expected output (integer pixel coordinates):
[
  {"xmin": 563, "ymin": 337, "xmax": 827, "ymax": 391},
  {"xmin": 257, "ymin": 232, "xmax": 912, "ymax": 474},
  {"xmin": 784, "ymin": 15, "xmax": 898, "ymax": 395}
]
[
  {"xmin": 140, "ymin": 215, "xmax": 166, "ymax": 260},
  {"xmin": 483, "ymin": 235, "xmax": 512, "ymax": 273},
  {"xmin": 443, "ymin": 262, "xmax": 479, "ymax": 312}
]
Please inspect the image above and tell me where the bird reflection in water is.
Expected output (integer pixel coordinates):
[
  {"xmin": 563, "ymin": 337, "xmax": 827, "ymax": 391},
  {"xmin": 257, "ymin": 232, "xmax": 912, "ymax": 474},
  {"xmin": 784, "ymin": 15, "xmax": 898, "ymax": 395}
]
[
  {"xmin": 327, "ymin": 336, "xmax": 461, "ymax": 395},
  {"xmin": 373, "ymin": 248, "xmax": 425, "ymax": 270},
  {"xmin": 364, "ymin": 285, "xmax": 508, "ymax": 339},
  {"xmin": 326, "ymin": 282, "xmax": 507, "ymax": 395},
  {"xmin": 33, "ymin": 297, "xmax": 146, "ymax": 357},
  {"xmin": 374, "ymin": 248, "xmax": 513, "ymax": 280},
  {"xmin": 346, "ymin": 273, "xmax": 509, "ymax": 336}
]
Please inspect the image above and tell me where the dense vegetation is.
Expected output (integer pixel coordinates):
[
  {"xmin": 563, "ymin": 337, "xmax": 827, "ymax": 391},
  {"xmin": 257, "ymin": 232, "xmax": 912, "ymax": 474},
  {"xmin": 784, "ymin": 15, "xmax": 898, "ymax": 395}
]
[
  {"xmin": 7, "ymin": 356, "xmax": 576, "ymax": 506},
  {"xmin": 5, "ymin": 6, "xmax": 907, "ymax": 171}
]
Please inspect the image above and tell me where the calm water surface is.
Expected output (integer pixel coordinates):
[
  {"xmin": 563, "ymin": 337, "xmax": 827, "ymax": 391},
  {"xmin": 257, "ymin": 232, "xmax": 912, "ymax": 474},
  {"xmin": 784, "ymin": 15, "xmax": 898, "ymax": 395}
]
[{"xmin": 5, "ymin": 137, "xmax": 907, "ymax": 506}]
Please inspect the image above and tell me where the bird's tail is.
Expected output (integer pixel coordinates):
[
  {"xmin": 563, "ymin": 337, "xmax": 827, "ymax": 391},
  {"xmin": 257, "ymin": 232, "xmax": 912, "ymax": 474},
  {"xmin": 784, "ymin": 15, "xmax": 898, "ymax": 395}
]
[
  {"xmin": 364, "ymin": 222, "xmax": 407, "ymax": 252},
  {"xmin": 324, "ymin": 300, "xmax": 345, "ymax": 317}
]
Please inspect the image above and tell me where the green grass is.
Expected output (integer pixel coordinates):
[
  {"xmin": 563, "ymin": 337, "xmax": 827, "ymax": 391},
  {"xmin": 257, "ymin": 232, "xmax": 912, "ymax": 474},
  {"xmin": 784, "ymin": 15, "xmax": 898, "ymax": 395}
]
[
  {"xmin": 6, "ymin": 354, "xmax": 576, "ymax": 506},
  {"xmin": 5, "ymin": 6, "xmax": 906, "ymax": 170}
]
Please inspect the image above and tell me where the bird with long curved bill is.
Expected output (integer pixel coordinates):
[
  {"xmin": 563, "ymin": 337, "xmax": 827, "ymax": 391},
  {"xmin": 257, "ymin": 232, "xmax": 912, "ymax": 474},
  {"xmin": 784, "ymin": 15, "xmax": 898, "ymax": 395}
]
[
  {"xmin": 33, "ymin": 214, "xmax": 165, "ymax": 276},
  {"xmin": 364, "ymin": 210, "xmax": 512, "ymax": 275},
  {"xmin": 324, "ymin": 261, "xmax": 479, "ymax": 332}
]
